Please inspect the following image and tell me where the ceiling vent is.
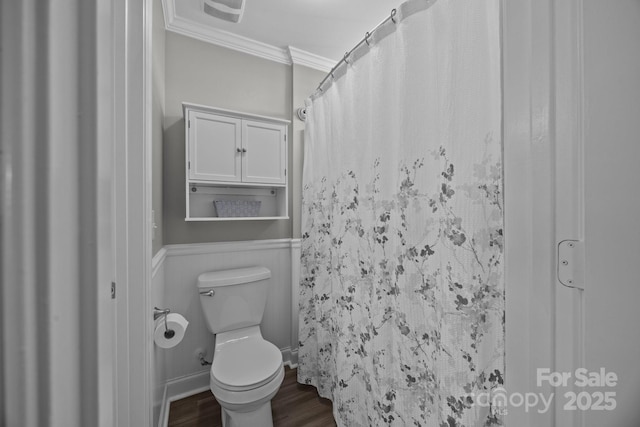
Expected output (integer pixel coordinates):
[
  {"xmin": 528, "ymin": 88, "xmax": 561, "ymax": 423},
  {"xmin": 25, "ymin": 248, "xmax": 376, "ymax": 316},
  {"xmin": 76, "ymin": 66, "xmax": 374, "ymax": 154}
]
[{"xmin": 203, "ymin": 0, "xmax": 245, "ymax": 23}]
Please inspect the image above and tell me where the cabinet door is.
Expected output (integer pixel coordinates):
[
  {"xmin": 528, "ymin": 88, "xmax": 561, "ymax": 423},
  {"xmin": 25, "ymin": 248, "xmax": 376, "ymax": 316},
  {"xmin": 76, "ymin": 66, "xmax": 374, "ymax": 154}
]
[
  {"xmin": 241, "ymin": 120, "xmax": 286, "ymax": 185},
  {"xmin": 188, "ymin": 111, "xmax": 241, "ymax": 182}
]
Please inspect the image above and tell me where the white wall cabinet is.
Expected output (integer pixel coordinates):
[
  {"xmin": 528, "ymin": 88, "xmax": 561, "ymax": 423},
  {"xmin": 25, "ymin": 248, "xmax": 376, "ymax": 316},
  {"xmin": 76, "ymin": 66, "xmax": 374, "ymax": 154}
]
[
  {"xmin": 188, "ymin": 112, "xmax": 242, "ymax": 182},
  {"xmin": 240, "ymin": 120, "xmax": 287, "ymax": 185},
  {"xmin": 183, "ymin": 103, "xmax": 289, "ymax": 221}
]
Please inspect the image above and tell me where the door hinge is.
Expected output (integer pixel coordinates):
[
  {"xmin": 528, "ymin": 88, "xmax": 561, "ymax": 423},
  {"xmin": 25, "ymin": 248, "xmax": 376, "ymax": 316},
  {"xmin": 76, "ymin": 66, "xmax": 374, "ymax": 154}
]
[
  {"xmin": 111, "ymin": 282, "xmax": 116, "ymax": 299},
  {"xmin": 188, "ymin": 161, "xmax": 191, "ymax": 169},
  {"xmin": 188, "ymin": 119, "xmax": 191, "ymax": 128},
  {"xmin": 557, "ymin": 240, "xmax": 585, "ymax": 290}
]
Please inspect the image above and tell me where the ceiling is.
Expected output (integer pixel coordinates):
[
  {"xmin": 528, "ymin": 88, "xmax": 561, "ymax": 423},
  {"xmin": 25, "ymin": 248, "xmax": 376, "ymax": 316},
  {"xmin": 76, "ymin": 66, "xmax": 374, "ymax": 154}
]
[{"xmin": 163, "ymin": 0, "xmax": 403, "ymax": 71}]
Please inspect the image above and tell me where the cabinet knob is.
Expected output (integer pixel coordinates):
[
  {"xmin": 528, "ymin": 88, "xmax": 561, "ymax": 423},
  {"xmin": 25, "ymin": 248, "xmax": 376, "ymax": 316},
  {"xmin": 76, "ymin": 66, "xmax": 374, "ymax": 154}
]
[
  {"xmin": 236, "ymin": 147, "xmax": 242, "ymax": 153},
  {"xmin": 242, "ymin": 148, "xmax": 247, "ymax": 153}
]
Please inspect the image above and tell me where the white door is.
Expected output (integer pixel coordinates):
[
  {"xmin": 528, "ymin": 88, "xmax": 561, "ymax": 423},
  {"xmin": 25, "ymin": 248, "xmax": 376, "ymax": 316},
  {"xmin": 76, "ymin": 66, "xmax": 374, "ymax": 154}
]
[
  {"xmin": 577, "ymin": 1, "xmax": 640, "ymax": 425},
  {"xmin": 189, "ymin": 112, "xmax": 242, "ymax": 182},
  {"xmin": 241, "ymin": 120, "xmax": 286, "ymax": 184},
  {"xmin": 1, "ymin": 0, "xmax": 119, "ymax": 425},
  {"xmin": 553, "ymin": 1, "xmax": 640, "ymax": 426},
  {"xmin": 504, "ymin": 1, "xmax": 640, "ymax": 426}
]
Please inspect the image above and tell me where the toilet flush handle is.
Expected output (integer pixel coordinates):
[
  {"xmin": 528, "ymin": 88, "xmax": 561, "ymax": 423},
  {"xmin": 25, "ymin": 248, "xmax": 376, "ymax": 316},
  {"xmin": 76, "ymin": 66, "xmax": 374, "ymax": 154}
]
[{"xmin": 199, "ymin": 289, "xmax": 215, "ymax": 297}]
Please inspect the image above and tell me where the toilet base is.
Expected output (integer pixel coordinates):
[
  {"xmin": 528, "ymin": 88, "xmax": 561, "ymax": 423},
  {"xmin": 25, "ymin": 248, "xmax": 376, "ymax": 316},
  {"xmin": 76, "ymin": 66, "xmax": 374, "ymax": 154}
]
[
  {"xmin": 221, "ymin": 401, "xmax": 273, "ymax": 427},
  {"xmin": 211, "ymin": 363, "xmax": 284, "ymax": 427}
]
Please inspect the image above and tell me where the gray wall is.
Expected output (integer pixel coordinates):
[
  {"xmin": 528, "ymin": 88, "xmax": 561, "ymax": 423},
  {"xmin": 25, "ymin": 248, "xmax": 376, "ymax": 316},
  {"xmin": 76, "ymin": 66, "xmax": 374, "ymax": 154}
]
[
  {"xmin": 163, "ymin": 33, "xmax": 295, "ymax": 244},
  {"xmin": 152, "ymin": 0, "xmax": 165, "ymax": 255}
]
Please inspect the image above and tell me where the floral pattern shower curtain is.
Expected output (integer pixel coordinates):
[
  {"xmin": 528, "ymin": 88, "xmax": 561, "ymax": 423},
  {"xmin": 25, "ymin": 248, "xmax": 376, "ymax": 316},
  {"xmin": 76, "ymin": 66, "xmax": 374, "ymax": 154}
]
[{"xmin": 298, "ymin": 0, "xmax": 503, "ymax": 426}]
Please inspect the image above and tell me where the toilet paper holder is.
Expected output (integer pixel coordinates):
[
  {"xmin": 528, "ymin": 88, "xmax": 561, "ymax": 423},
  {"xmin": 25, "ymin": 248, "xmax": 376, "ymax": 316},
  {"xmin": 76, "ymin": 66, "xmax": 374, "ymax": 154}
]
[
  {"xmin": 153, "ymin": 307, "xmax": 175, "ymax": 339},
  {"xmin": 154, "ymin": 307, "xmax": 170, "ymax": 320}
]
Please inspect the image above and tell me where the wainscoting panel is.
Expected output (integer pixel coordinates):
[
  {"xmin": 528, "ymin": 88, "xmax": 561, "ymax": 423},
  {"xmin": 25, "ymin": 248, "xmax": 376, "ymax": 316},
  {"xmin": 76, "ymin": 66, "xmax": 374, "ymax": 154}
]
[
  {"xmin": 290, "ymin": 239, "xmax": 301, "ymax": 367},
  {"xmin": 161, "ymin": 239, "xmax": 296, "ymax": 382},
  {"xmin": 151, "ymin": 248, "xmax": 168, "ymax": 427}
]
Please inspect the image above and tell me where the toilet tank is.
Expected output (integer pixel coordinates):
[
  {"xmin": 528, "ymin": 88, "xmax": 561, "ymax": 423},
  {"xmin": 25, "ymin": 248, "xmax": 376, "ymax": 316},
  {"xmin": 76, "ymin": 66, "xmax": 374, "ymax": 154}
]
[{"xmin": 197, "ymin": 266, "xmax": 271, "ymax": 334}]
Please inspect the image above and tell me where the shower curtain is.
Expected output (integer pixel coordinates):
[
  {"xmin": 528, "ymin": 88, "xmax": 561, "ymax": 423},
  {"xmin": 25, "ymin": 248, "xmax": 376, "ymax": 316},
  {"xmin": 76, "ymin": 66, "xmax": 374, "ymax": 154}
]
[{"xmin": 298, "ymin": 0, "xmax": 503, "ymax": 426}]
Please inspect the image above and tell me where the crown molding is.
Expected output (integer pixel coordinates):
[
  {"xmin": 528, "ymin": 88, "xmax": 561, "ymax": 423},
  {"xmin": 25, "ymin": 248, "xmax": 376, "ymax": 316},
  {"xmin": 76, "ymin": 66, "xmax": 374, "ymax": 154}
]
[
  {"xmin": 162, "ymin": 0, "xmax": 334, "ymax": 72},
  {"xmin": 165, "ymin": 15, "xmax": 290, "ymax": 65},
  {"xmin": 287, "ymin": 47, "xmax": 335, "ymax": 73}
]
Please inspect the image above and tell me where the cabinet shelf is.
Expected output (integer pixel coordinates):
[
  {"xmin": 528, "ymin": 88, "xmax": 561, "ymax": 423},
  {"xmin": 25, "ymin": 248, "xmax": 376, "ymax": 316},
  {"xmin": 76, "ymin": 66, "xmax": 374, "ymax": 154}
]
[
  {"xmin": 187, "ymin": 180, "xmax": 286, "ymax": 189},
  {"xmin": 187, "ymin": 183, "xmax": 287, "ymax": 220}
]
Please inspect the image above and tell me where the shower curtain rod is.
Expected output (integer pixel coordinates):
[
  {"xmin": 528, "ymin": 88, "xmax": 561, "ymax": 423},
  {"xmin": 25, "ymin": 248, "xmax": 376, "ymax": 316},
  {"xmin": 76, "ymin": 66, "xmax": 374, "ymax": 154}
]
[{"xmin": 316, "ymin": 8, "xmax": 398, "ymax": 92}]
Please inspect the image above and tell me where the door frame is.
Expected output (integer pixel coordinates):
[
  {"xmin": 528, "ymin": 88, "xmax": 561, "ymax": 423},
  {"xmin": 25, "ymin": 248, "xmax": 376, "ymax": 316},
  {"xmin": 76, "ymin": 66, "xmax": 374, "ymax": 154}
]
[
  {"xmin": 503, "ymin": 0, "xmax": 584, "ymax": 425},
  {"xmin": 113, "ymin": 0, "xmax": 155, "ymax": 426}
]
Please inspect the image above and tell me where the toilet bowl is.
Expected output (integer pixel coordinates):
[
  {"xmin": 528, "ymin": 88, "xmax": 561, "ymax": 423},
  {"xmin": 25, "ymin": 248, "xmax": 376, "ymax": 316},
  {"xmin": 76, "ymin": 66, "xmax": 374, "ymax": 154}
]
[
  {"xmin": 210, "ymin": 326, "xmax": 284, "ymax": 427},
  {"xmin": 197, "ymin": 267, "xmax": 284, "ymax": 427}
]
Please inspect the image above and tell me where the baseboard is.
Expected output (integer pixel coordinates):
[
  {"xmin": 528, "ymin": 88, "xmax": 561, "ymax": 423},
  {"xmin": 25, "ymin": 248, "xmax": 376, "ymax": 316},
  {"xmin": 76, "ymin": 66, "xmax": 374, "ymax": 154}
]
[
  {"xmin": 168, "ymin": 370, "xmax": 211, "ymax": 401},
  {"xmin": 288, "ymin": 347, "xmax": 299, "ymax": 368},
  {"xmin": 281, "ymin": 346, "xmax": 299, "ymax": 369},
  {"xmin": 158, "ymin": 370, "xmax": 210, "ymax": 427}
]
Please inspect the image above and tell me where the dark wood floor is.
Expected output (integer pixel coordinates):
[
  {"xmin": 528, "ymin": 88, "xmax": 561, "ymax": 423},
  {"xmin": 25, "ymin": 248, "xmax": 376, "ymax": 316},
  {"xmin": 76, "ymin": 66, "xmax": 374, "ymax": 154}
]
[{"xmin": 168, "ymin": 367, "xmax": 337, "ymax": 427}]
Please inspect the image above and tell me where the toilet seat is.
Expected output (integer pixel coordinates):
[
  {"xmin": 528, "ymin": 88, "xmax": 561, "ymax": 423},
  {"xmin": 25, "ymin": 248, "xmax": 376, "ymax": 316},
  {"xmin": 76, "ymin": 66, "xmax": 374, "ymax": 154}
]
[{"xmin": 211, "ymin": 336, "xmax": 283, "ymax": 392}]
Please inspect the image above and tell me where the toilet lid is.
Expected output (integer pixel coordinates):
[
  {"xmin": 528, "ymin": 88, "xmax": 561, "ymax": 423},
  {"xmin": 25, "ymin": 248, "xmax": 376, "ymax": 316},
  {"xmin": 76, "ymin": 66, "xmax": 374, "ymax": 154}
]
[{"xmin": 211, "ymin": 337, "xmax": 283, "ymax": 391}]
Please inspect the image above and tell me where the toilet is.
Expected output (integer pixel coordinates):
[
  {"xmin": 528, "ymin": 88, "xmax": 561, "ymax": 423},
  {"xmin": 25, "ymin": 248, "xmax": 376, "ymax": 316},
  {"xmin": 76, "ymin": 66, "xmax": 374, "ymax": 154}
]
[{"xmin": 197, "ymin": 266, "xmax": 284, "ymax": 427}]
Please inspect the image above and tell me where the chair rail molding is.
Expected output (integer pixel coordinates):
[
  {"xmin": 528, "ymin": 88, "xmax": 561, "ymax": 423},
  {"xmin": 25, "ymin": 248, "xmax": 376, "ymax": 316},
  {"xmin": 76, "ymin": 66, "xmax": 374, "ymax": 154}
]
[{"xmin": 164, "ymin": 238, "xmax": 296, "ymax": 257}]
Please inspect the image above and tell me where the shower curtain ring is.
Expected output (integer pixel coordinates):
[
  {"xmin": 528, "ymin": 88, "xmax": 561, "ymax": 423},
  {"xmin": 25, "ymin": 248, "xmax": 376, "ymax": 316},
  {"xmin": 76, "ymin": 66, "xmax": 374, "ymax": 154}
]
[
  {"xmin": 365, "ymin": 32, "xmax": 371, "ymax": 46},
  {"xmin": 344, "ymin": 52, "xmax": 350, "ymax": 64},
  {"xmin": 390, "ymin": 8, "xmax": 397, "ymax": 23}
]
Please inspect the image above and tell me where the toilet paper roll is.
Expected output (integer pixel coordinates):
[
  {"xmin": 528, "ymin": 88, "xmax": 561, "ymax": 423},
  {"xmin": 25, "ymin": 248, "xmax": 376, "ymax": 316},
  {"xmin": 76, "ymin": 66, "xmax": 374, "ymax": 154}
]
[{"xmin": 154, "ymin": 313, "xmax": 189, "ymax": 349}]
